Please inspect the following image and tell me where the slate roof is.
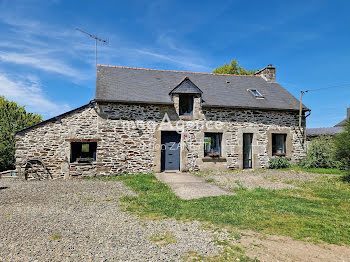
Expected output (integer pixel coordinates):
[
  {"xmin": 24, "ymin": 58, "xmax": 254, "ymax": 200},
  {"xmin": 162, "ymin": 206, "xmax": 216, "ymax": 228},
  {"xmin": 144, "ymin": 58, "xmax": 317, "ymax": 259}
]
[
  {"xmin": 306, "ymin": 127, "xmax": 344, "ymax": 137},
  {"xmin": 96, "ymin": 65, "xmax": 309, "ymax": 111},
  {"xmin": 169, "ymin": 77, "xmax": 203, "ymax": 95},
  {"xmin": 335, "ymin": 119, "xmax": 347, "ymax": 127}
]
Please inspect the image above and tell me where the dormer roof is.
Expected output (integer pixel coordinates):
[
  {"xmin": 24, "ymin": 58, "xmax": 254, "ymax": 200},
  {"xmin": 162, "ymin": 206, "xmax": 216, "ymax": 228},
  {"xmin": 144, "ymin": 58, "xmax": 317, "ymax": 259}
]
[{"xmin": 169, "ymin": 77, "xmax": 203, "ymax": 95}]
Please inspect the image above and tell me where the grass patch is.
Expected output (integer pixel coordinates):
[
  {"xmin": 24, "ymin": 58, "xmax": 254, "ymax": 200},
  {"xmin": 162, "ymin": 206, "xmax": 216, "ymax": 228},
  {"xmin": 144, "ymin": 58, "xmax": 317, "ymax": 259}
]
[
  {"xmin": 182, "ymin": 242, "xmax": 259, "ymax": 262},
  {"xmin": 205, "ymin": 178, "xmax": 215, "ymax": 183},
  {"xmin": 92, "ymin": 173, "xmax": 350, "ymax": 245},
  {"xmin": 50, "ymin": 234, "xmax": 62, "ymax": 240},
  {"xmin": 148, "ymin": 231, "xmax": 177, "ymax": 246}
]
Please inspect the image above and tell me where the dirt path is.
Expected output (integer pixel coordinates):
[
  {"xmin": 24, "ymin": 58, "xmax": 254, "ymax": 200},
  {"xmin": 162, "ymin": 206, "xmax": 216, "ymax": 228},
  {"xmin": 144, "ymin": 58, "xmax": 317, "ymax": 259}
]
[
  {"xmin": 238, "ymin": 230, "xmax": 350, "ymax": 262},
  {"xmin": 155, "ymin": 172, "xmax": 234, "ymax": 200}
]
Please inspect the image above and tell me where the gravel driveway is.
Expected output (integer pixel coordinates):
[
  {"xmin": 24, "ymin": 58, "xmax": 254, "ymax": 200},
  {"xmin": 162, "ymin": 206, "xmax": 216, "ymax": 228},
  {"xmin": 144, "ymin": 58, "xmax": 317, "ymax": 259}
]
[{"xmin": 0, "ymin": 179, "xmax": 224, "ymax": 261}]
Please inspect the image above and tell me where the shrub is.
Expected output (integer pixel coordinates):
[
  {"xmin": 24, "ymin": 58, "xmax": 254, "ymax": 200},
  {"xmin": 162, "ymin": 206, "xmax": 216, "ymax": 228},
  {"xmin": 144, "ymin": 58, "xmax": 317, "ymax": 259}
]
[
  {"xmin": 300, "ymin": 136, "xmax": 344, "ymax": 169},
  {"xmin": 333, "ymin": 120, "xmax": 350, "ymax": 172},
  {"xmin": 269, "ymin": 157, "xmax": 291, "ymax": 169}
]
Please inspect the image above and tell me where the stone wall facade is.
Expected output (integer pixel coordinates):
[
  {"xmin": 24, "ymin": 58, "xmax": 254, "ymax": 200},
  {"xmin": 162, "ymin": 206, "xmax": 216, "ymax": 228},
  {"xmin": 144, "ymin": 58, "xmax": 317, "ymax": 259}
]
[{"xmin": 15, "ymin": 102, "xmax": 306, "ymax": 178}]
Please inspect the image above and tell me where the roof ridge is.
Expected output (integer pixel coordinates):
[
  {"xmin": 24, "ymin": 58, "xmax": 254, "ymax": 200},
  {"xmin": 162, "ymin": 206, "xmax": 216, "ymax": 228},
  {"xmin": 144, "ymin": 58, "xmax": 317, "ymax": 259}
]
[{"xmin": 97, "ymin": 64, "xmax": 260, "ymax": 77}]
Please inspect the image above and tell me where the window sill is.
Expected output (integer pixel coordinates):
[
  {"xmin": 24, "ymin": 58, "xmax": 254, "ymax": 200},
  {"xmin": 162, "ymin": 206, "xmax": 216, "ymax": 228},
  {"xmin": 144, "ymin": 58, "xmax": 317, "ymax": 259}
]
[
  {"xmin": 179, "ymin": 115, "xmax": 194, "ymax": 120},
  {"xmin": 272, "ymin": 153, "xmax": 286, "ymax": 157},
  {"xmin": 70, "ymin": 162, "xmax": 96, "ymax": 166},
  {"xmin": 202, "ymin": 157, "xmax": 227, "ymax": 162}
]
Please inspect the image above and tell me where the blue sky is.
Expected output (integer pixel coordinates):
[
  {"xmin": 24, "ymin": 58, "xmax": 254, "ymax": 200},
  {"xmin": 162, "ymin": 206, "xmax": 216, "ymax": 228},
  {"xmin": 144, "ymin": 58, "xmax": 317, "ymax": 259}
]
[{"xmin": 0, "ymin": 0, "xmax": 349, "ymax": 127}]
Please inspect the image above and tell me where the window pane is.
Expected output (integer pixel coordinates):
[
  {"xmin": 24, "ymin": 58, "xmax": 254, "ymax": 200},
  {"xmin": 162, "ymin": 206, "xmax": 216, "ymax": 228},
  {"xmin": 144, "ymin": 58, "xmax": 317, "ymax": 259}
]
[
  {"xmin": 204, "ymin": 133, "xmax": 222, "ymax": 157},
  {"xmin": 179, "ymin": 95, "xmax": 194, "ymax": 115},
  {"xmin": 71, "ymin": 142, "xmax": 97, "ymax": 162},
  {"xmin": 251, "ymin": 90, "xmax": 259, "ymax": 96},
  {"xmin": 272, "ymin": 134, "xmax": 286, "ymax": 155},
  {"xmin": 249, "ymin": 89, "xmax": 263, "ymax": 98},
  {"xmin": 81, "ymin": 143, "xmax": 89, "ymax": 153}
]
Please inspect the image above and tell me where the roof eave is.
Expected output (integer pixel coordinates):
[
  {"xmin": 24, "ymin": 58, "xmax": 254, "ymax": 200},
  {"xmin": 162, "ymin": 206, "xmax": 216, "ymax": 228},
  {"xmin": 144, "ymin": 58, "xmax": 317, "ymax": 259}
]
[{"xmin": 95, "ymin": 99, "xmax": 306, "ymax": 112}]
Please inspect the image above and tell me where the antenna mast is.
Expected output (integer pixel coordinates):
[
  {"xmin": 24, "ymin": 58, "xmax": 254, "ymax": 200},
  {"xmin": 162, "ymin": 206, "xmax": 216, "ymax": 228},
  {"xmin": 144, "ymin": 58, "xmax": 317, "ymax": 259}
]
[{"xmin": 76, "ymin": 28, "xmax": 108, "ymax": 66}]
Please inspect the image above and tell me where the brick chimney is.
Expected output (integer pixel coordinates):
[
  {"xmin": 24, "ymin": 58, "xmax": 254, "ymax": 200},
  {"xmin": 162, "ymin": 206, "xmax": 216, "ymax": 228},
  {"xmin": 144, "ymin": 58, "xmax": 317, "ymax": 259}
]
[{"xmin": 254, "ymin": 64, "xmax": 276, "ymax": 82}]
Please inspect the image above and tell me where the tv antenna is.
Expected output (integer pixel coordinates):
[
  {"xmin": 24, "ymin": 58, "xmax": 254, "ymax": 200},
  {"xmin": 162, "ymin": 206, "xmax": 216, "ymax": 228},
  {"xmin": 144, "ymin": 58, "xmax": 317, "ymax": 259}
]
[{"xmin": 76, "ymin": 28, "xmax": 108, "ymax": 66}]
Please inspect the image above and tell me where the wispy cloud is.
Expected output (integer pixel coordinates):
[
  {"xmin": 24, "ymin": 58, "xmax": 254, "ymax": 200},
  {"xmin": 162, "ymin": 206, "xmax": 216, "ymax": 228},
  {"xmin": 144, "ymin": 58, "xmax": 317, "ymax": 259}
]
[
  {"xmin": 0, "ymin": 15, "xmax": 92, "ymax": 80},
  {"xmin": 0, "ymin": 51, "xmax": 85, "ymax": 79},
  {"xmin": 0, "ymin": 15, "xmax": 211, "ymax": 75},
  {"xmin": 135, "ymin": 49, "xmax": 210, "ymax": 72},
  {"xmin": 0, "ymin": 73, "xmax": 70, "ymax": 117},
  {"xmin": 0, "ymin": 12, "xmax": 211, "ymax": 118}
]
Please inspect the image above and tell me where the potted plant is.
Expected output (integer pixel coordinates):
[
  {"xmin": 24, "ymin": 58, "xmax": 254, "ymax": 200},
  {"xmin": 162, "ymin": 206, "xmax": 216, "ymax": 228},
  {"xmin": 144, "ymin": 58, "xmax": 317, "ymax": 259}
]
[{"xmin": 208, "ymin": 152, "xmax": 220, "ymax": 157}]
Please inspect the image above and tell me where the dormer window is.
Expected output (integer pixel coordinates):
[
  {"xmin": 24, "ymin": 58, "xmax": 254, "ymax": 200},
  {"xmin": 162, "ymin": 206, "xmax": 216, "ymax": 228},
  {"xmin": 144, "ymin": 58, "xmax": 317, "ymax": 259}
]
[
  {"xmin": 248, "ymin": 89, "xmax": 264, "ymax": 98},
  {"xmin": 169, "ymin": 76, "xmax": 203, "ymax": 117},
  {"xmin": 179, "ymin": 95, "xmax": 194, "ymax": 116}
]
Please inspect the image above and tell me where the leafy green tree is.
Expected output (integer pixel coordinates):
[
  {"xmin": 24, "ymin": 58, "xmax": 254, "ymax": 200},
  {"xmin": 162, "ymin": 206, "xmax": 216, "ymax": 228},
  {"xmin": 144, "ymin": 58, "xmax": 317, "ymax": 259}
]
[
  {"xmin": 213, "ymin": 59, "xmax": 256, "ymax": 75},
  {"xmin": 334, "ymin": 120, "xmax": 350, "ymax": 172},
  {"xmin": 0, "ymin": 96, "xmax": 42, "ymax": 171}
]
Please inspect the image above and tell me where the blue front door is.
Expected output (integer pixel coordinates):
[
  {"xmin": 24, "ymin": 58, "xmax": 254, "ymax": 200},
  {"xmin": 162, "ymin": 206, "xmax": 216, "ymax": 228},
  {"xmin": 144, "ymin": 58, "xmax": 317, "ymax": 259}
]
[{"xmin": 161, "ymin": 131, "xmax": 181, "ymax": 171}]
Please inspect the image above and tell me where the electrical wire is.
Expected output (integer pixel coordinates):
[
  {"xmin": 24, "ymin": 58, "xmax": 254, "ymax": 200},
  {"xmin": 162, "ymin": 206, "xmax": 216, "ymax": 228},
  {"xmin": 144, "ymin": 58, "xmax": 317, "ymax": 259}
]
[{"xmin": 304, "ymin": 84, "xmax": 350, "ymax": 93}]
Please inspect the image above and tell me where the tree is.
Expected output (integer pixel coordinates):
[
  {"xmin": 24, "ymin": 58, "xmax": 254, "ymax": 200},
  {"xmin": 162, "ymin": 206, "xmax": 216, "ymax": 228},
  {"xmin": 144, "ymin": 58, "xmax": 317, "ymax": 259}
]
[
  {"xmin": 213, "ymin": 59, "xmax": 257, "ymax": 75},
  {"xmin": 333, "ymin": 120, "xmax": 350, "ymax": 172},
  {"xmin": 0, "ymin": 96, "xmax": 42, "ymax": 171}
]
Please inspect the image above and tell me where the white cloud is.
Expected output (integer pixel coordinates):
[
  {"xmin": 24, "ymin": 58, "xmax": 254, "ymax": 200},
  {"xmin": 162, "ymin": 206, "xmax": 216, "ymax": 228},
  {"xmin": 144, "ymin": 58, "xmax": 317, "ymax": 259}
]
[
  {"xmin": 0, "ymin": 73, "xmax": 70, "ymax": 117},
  {"xmin": 136, "ymin": 49, "xmax": 210, "ymax": 72},
  {"xmin": 0, "ymin": 16, "xmax": 92, "ymax": 81},
  {"xmin": 0, "ymin": 14, "xmax": 211, "ymax": 75},
  {"xmin": 0, "ymin": 51, "xmax": 85, "ymax": 79}
]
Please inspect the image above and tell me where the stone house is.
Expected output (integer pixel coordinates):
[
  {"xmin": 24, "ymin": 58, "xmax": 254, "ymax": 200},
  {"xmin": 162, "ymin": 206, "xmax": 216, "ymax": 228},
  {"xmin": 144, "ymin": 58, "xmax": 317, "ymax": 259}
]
[{"xmin": 15, "ymin": 64, "xmax": 309, "ymax": 178}]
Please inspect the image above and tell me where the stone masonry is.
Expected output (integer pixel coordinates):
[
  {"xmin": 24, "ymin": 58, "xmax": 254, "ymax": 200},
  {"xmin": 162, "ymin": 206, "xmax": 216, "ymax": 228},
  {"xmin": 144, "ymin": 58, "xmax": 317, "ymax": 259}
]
[{"xmin": 15, "ymin": 101, "xmax": 306, "ymax": 178}]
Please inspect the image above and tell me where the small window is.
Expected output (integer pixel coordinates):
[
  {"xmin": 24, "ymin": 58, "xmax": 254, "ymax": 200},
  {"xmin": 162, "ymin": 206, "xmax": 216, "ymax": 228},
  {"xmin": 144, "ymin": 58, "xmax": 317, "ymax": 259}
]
[
  {"xmin": 179, "ymin": 95, "xmax": 194, "ymax": 116},
  {"xmin": 272, "ymin": 134, "xmax": 286, "ymax": 156},
  {"xmin": 71, "ymin": 142, "xmax": 97, "ymax": 163},
  {"xmin": 248, "ymin": 89, "xmax": 264, "ymax": 98},
  {"xmin": 204, "ymin": 133, "xmax": 222, "ymax": 157}
]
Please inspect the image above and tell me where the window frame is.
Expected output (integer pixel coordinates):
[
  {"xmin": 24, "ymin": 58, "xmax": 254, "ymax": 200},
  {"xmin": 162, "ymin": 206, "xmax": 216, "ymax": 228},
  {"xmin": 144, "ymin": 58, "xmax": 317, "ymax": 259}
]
[
  {"xmin": 248, "ymin": 89, "xmax": 264, "ymax": 98},
  {"xmin": 70, "ymin": 142, "xmax": 97, "ymax": 163},
  {"xmin": 179, "ymin": 94, "xmax": 194, "ymax": 116},
  {"xmin": 204, "ymin": 132, "xmax": 223, "ymax": 157},
  {"xmin": 272, "ymin": 133, "xmax": 287, "ymax": 156}
]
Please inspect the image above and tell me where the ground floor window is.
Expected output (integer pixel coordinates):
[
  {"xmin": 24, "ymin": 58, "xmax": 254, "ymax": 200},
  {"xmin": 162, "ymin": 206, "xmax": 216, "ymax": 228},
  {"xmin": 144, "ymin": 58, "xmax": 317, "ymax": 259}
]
[
  {"xmin": 204, "ymin": 133, "xmax": 222, "ymax": 157},
  {"xmin": 70, "ymin": 142, "xmax": 97, "ymax": 163},
  {"xmin": 272, "ymin": 134, "xmax": 287, "ymax": 156}
]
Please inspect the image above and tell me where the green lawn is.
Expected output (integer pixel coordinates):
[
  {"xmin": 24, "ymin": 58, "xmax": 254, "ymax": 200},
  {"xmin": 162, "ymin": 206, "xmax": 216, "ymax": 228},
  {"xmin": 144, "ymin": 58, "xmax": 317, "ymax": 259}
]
[{"xmin": 94, "ymin": 172, "xmax": 350, "ymax": 245}]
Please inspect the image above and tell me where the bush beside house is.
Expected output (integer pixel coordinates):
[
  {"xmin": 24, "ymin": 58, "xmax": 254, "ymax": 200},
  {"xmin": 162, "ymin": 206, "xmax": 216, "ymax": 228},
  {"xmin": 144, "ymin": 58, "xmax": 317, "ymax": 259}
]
[{"xmin": 333, "ymin": 120, "xmax": 350, "ymax": 172}]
